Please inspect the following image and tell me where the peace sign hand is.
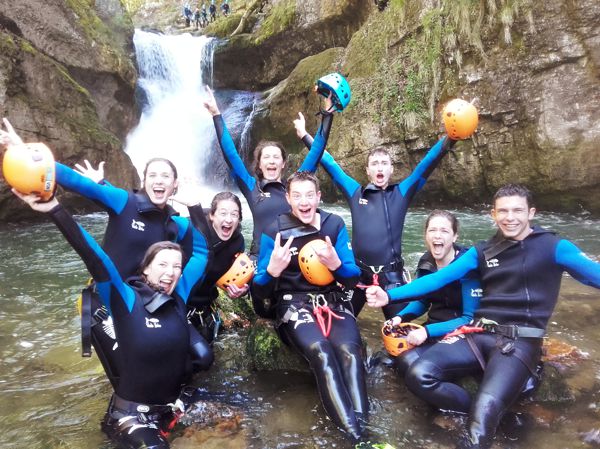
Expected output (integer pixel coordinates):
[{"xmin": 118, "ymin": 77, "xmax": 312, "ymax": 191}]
[
  {"xmin": 0, "ymin": 118, "xmax": 24, "ymax": 148},
  {"xmin": 266, "ymin": 233, "xmax": 294, "ymax": 278},
  {"xmin": 315, "ymin": 235, "xmax": 341, "ymax": 271}
]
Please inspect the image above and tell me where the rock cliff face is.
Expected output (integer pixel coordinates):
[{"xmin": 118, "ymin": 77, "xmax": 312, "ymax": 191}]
[
  {"xmin": 0, "ymin": 0, "xmax": 139, "ymax": 220},
  {"xmin": 213, "ymin": 0, "xmax": 600, "ymax": 213}
]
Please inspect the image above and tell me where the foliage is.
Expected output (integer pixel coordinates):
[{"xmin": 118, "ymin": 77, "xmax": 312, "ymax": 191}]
[
  {"xmin": 254, "ymin": 0, "xmax": 296, "ymax": 45},
  {"xmin": 344, "ymin": 0, "xmax": 534, "ymax": 131},
  {"xmin": 122, "ymin": 0, "xmax": 146, "ymax": 16}
]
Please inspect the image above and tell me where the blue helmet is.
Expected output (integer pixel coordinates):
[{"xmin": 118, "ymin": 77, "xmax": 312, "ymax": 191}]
[{"xmin": 316, "ymin": 73, "xmax": 351, "ymax": 112}]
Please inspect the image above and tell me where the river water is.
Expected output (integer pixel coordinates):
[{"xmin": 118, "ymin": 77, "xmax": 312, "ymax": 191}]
[{"xmin": 1, "ymin": 206, "xmax": 599, "ymax": 449}]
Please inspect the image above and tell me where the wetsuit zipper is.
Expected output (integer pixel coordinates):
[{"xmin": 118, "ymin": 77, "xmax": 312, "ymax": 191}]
[
  {"xmin": 520, "ymin": 240, "xmax": 532, "ymax": 323},
  {"xmin": 382, "ymin": 190, "xmax": 400, "ymax": 265}
]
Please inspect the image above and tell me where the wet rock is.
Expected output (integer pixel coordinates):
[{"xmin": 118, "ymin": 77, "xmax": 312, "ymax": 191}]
[
  {"xmin": 581, "ymin": 428, "xmax": 600, "ymax": 447},
  {"xmin": 244, "ymin": 319, "xmax": 307, "ymax": 372}
]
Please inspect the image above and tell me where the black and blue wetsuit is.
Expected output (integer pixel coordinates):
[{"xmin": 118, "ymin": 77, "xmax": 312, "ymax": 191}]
[
  {"xmin": 212, "ymin": 112, "xmax": 332, "ymax": 256},
  {"xmin": 384, "ymin": 226, "xmax": 600, "ymax": 449},
  {"xmin": 251, "ymin": 210, "xmax": 367, "ymax": 440},
  {"xmin": 394, "ymin": 245, "xmax": 481, "ymax": 375},
  {"xmin": 301, "ymin": 134, "xmax": 454, "ymax": 319},
  {"xmin": 55, "ymin": 163, "xmax": 211, "ymax": 385},
  {"xmin": 186, "ymin": 205, "xmax": 245, "ymax": 343},
  {"xmin": 46, "ymin": 204, "xmax": 203, "ymax": 449}
]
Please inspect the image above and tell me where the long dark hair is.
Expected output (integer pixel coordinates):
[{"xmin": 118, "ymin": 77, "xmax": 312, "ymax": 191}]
[{"xmin": 252, "ymin": 140, "xmax": 287, "ymax": 180}]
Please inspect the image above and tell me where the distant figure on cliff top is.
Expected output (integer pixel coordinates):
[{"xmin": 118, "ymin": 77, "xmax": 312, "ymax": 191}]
[
  {"xmin": 209, "ymin": 0, "xmax": 217, "ymax": 22},
  {"xmin": 221, "ymin": 0, "xmax": 230, "ymax": 16}
]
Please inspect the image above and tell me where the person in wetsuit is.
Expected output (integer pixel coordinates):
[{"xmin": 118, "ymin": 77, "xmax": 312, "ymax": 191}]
[
  {"xmin": 183, "ymin": 191, "xmax": 248, "ymax": 343},
  {"xmin": 0, "ymin": 120, "xmax": 213, "ymax": 385},
  {"xmin": 251, "ymin": 171, "xmax": 368, "ymax": 441},
  {"xmin": 14, "ymin": 191, "xmax": 203, "ymax": 449},
  {"xmin": 294, "ymin": 114, "xmax": 455, "ymax": 319},
  {"xmin": 366, "ymin": 184, "xmax": 600, "ymax": 449},
  {"xmin": 391, "ymin": 210, "xmax": 481, "ymax": 376},
  {"xmin": 202, "ymin": 87, "xmax": 334, "ymax": 317}
]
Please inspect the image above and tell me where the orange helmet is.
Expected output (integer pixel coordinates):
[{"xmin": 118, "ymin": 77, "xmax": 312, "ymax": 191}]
[
  {"xmin": 216, "ymin": 253, "xmax": 255, "ymax": 290},
  {"xmin": 442, "ymin": 99, "xmax": 478, "ymax": 140},
  {"xmin": 381, "ymin": 321, "xmax": 424, "ymax": 356},
  {"xmin": 2, "ymin": 143, "xmax": 56, "ymax": 201},
  {"xmin": 298, "ymin": 239, "xmax": 335, "ymax": 286}
]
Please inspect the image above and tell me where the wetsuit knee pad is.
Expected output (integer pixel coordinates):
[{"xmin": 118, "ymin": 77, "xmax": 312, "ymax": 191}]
[
  {"xmin": 405, "ymin": 359, "xmax": 443, "ymax": 392},
  {"xmin": 394, "ymin": 349, "xmax": 421, "ymax": 377},
  {"xmin": 306, "ymin": 339, "xmax": 336, "ymax": 363}
]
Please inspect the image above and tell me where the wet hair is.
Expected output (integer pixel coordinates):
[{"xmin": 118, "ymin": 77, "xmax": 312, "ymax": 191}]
[
  {"xmin": 367, "ymin": 147, "xmax": 392, "ymax": 164},
  {"xmin": 138, "ymin": 241, "xmax": 184, "ymax": 276},
  {"xmin": 286, "ymin": 170, "xmax": 320, "ymax": 192},
  {"xmin": 425, "ymin": 209, "xmax": 459, "ymax": 235},
  {"xmin": 253, "ymin": 140, "xmax": 287, "ymax": 180},
  {"xmin": 143, "ymin": 158, "xmax": 178, "ymax": 181},
  {"xmin": 493, "ymin": 184, "xmax": 533, "ymax": 208},
  {"xmin": 210, "ymin": 191, "xmax": 243, "ymax": 221}
]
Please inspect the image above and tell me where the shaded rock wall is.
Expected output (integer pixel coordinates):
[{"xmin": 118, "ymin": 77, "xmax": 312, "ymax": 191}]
[
  {"xmin": 214, "ymin": 0, "xmax": 600, "ymax": 214},
  {"xmin": 0, "ymin": 0, "xmax": 139, "ymax": 221}
]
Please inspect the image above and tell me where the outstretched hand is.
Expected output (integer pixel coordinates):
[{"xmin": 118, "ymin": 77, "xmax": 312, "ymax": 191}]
[
  {"xmin": 0, "ymin": 118, "xmax": 24, "ymax": 148},
  {"xmin": 365, "ymin": 285, "xmax": 389, "ymax": 308},
  {"xmin": 315, "ymin": 235, "xmax": 341, "ymax": 271},
  {"xmin": 202, "ymin": 86, "xmax": 220, "ymax": 116},
  {"xmin": 293, "ymin": 112, "xmax": 307, "ymax": 140},
  {"xmin": 267, "ymin": 233, "xmax": 294, "ymax": 278},
  {"xmin": 12, "ymin": 189, "xmax": 58, "ymax": 213},
  {"xmin": 74, "ymin": 160, "xmax": 105, "ymax": 184}
]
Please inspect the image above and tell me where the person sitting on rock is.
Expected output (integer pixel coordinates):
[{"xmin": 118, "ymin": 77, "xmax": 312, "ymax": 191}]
[
  {"xmin": 366, "ymin": 184, "xmax": 600, "ymax": 449},
  {"xmin": 391, "ymin": 210, "xmax": 481, "ymax": 376},
  {"xmin": 251, "ymin": 171, "xmax": 368, "ymax": 441}
]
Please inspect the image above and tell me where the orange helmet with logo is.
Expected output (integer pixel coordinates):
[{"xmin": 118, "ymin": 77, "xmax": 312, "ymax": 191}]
[
  {"xmin": 381, "ymin": 321, "xmax": 424, "ymax": 356},
  {"xmin": 216, "ymin": 253, "xmax": 255, "ymax": 290},
  {"xmin": 2, "ymin": 143, "xmax": 56, "ymax": 201},
  {"xmin": 442, "ymin": 99, "xmax": 478, "ymax": 140},
  {"xmin": 298, "ymin": 239, "xmax": 335, "ymax": 286}
]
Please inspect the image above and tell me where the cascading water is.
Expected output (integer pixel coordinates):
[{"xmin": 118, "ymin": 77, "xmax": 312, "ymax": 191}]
[{"xmin": 126, "ymin": 29, "xmax": 260, "ymax": 198}]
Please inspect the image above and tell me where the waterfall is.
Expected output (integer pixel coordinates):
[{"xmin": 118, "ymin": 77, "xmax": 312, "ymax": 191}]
[{"xmin": 126, "ymin": 29, "xmax": 260, "ymax": 201}]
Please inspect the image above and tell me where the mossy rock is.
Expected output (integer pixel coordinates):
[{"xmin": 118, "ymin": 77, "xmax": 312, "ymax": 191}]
[
  {"xmin": 245, "ymin": 321, "xmax": 308, "ymax": 372},
  {"xmin": 204, "ymin": 13, "xmax": 244, "ymax": 38}
]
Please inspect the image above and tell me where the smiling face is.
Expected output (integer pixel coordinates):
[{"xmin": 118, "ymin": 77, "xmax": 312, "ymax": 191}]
[
  {"xmin": 143, "ymin": 160, "xmax": 178, "ymax": 208},
  {"xmin": 425, "ymin": 215, "xmax": 458, "ymax": 268},
  {"xmin": 209, "ymin": 198, "xmax": 241, "ymax": 241},
  {"xmin": 491, "ymin": 195, "xmax": 536, "ymax": 241},
  {"xmin": 366, "ymin": 152, "xmax": 393, "ymax": 189},
  {"xmin": 258, "ymin": 146, "xmax": 286, "ymax": 182},
  {"xmin": 286, "ymin": 179, "xmax": 321, "ymax": 226},
  {"xmin": 142, "ymin": 248, "xmax": 183, "ymax": 294}
]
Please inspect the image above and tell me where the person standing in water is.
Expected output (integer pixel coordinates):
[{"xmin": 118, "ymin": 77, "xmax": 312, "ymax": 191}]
[
  {"xmin": 366, "ymin": 184, "xmax": 600, "ymax": 449},
  {"xmin": 294, "ymin": 114, "xmax": 456, "ymax": 319}
]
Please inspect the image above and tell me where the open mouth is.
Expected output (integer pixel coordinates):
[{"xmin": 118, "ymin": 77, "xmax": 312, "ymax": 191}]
[
  {"xmin": 376, "ymin": 174, "xmax": 385, "ymax": 183},
  {"xmin": 153, "ymin": 186, "xmax": 166, "ymax": 199},
  {"xmin": 221, "ymin": 224, "xmax": 233, "ymax": 237},
  {"xmin": 159, "ymin": 279, "xmax": 173, "ymax": 292}
]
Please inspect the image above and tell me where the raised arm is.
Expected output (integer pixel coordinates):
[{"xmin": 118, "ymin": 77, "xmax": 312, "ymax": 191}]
[
  {"xmin": 294, "ymin": 114, "xmax": 360, "ymax": 200},
  {"xmin": 398, "ymin": 136, "xmax": 455, "ymax": 200},
  {"xmin": 297, "ymin": 111, "xmax": 333, "ymax": 173},
  {"xmin": 203, "ymin": 86, "xmax": 256, "ymax": 198},
  {"xmin": 55, "ymin": 162, "xmax": 129, "ymax": 214}
]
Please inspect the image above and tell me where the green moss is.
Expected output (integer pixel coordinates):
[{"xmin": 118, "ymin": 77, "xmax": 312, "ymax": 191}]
[
  {"xmin": 284, "ymin": 48, "xmax": 343, "ymax": 96},
  {"xmin": 204, "ymin": 12, "xmax": 244, "ymax": 38},
  {"xmin": 64, "ymin": 0, "xmax": 134, "ymax": 78},
  {"xmin": 19, "ymin": 39, "xmax": 36, "ymax": 55},
  {"xmin": 254, "ymin": 0, "xmax": 296, "ymax": 45}
]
